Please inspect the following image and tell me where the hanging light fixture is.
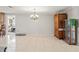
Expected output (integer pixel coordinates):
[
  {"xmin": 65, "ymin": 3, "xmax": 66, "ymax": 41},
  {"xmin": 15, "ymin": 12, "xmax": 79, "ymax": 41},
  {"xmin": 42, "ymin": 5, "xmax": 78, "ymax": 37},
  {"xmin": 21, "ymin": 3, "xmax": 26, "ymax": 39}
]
[{"xmin": 30, "ymin": 8, "xmax": 39, "ymax": 20}]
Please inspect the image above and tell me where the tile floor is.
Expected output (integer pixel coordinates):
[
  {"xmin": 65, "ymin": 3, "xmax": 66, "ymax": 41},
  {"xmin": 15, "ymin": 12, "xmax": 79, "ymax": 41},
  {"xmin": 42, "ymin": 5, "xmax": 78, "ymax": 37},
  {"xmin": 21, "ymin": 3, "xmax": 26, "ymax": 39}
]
[{"xmin": 16, "ymin": 34, "xmax": 79, "ymax": 52}]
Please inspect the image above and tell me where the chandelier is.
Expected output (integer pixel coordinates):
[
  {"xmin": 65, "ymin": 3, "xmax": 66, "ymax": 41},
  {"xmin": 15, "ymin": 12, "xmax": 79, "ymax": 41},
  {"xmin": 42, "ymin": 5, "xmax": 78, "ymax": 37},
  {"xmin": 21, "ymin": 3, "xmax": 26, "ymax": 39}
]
[{"xmin": 30, "ymin": 8, "xmax": 39, "ymax": 20}]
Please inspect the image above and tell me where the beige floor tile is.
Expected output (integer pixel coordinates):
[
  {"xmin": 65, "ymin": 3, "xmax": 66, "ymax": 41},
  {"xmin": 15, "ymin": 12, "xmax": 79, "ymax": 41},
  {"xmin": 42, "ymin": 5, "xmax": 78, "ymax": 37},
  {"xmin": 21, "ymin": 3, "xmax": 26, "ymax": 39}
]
[{"xmin": 16, "ymin": 35, "xmax": 79, "ymax": 52}]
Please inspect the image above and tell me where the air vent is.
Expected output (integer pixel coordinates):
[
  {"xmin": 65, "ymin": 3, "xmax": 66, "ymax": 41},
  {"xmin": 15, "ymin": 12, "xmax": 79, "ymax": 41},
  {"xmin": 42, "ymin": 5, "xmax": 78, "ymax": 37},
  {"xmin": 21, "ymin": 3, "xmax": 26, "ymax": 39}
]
[{"xmin": 8, "ymin": 6, "xmax": 13, "ymax": 8}]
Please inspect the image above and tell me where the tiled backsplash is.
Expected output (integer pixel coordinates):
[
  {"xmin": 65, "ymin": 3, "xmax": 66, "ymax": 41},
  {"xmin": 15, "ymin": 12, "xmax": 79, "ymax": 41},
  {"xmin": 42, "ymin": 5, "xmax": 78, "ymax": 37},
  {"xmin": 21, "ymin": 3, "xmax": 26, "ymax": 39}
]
[{"xmin": 0, "ymin": 36, "xmax": 6, "ymax": 47}]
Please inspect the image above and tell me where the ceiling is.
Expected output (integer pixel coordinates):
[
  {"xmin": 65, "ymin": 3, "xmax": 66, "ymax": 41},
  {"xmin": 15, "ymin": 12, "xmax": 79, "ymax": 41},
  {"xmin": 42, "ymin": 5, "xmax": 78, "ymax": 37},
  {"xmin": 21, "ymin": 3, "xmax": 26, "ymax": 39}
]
[{"xmin": 0, "ymin": 6, "xmax": 69, "ymax": 14}]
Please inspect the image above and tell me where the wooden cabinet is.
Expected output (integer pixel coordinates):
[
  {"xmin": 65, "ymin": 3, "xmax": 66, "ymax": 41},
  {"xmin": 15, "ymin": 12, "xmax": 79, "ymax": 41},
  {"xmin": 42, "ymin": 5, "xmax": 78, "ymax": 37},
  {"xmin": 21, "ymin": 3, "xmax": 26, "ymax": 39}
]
[
  {"xmin": 0, "ymin": 13, "xmax": 4, "ymax": 27},
  {"xmin": 54, "ymin": 13, "xmax": 67, "ymax": 39},
  {"xmin": 0, "ymin": 13, "xmax": 5, "ymax": 36}
]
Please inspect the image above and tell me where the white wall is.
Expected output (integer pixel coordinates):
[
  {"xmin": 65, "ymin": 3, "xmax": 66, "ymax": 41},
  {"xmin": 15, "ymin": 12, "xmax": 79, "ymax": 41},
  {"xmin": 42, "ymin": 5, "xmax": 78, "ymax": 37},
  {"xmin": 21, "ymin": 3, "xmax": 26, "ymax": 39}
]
[{"xmin": 16, "ymin": 13, "xmax": 54, "ymax": 36}]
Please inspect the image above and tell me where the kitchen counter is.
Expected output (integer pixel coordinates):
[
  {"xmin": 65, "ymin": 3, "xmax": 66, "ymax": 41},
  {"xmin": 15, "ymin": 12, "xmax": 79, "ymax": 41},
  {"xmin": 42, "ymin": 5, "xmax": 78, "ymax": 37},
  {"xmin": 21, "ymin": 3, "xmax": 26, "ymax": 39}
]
[{"xmin": 6, "ymin": 32, "xmax": 16, "ymax": 52}]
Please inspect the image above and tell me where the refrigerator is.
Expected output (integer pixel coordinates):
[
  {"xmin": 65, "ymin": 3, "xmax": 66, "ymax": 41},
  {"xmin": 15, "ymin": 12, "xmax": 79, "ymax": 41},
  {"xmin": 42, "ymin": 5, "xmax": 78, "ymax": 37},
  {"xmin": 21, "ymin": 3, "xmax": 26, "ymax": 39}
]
[{"xmin": 65, "ymin": 19, "xmax": 78, "ymax": 45}]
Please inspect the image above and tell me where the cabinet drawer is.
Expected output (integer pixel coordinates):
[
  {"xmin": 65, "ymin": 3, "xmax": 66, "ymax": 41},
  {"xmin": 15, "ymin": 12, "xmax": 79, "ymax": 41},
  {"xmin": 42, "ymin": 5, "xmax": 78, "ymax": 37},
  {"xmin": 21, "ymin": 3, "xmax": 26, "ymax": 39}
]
[{"xmin": 59, "ymin": 31, "xmax": 65, "ymax": 38}]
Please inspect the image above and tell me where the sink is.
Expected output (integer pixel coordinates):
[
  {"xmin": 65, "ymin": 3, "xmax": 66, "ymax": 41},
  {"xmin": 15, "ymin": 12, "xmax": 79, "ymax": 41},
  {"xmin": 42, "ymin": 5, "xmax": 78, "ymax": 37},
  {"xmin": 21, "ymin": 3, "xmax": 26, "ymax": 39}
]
[{"xmin": 58, "ymin": 28, "xmax": 64, "ymax": 31}]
